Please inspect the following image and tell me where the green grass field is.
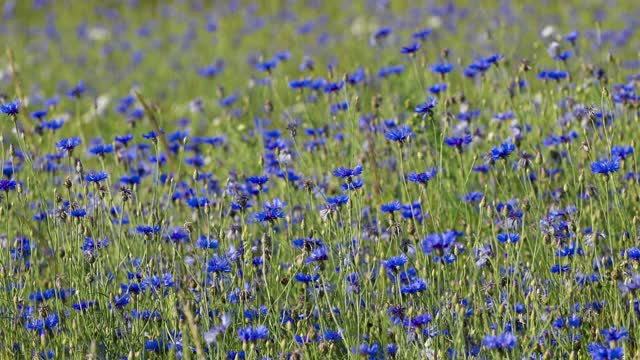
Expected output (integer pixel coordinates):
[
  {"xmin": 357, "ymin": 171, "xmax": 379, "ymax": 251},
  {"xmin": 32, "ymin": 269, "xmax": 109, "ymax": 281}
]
[{"xmin": 1, "ymin": 1, "xmax": 640, "ymax": 358}]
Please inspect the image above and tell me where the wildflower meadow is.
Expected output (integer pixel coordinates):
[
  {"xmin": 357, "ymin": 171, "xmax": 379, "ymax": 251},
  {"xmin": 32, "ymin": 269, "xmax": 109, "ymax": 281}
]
[{"xmin": 1, "ymin": 1, "xmax": 640, "ymax": 359}]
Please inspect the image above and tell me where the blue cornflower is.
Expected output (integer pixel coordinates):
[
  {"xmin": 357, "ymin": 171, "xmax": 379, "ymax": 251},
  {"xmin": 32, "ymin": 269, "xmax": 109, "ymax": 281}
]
[
  {"xmin": 247, "ymin": 175, "xmax": 269, "ymax": 186},
  {"xmin": 384, "ymin": 125, "xmax": 413, "ymax": 143},
  {"xmin": 378, "ymin": 65, "xmax": 405, "ymax": 78},
  {"xmin": 422, "ymin": 230, "xmax": 463, "ymax": 254},
  {"xmin": 497, "ymin": 233, "xmax": 520, "ymax": 244},
  {"xmin": 538, "ymin": 70, "xmax": 569, "ymax": 81},
  {"xmin": 482, "ymin": 331, "xmax": 517, "ymax": 350},
  {"xmin": 326, "ymin": 194, "xmax": 349, "ymax": 207},
  {"xmin": 187, "ymin": 197, "xmax": 209, "ymax": 209},
  {"xmin": 400, "ymin": 278, "xmax": 427, "ymax": 295},
  {"xmin": 322, "ymin": 329, "xmax": 342, "ymax": 342},
  {"xmin": 136, "ymin": 225, "xmax": 161, "ymax": 235},
  {"xmin": 431, "ymin": 63, "xmax": 454, "ymax": 75},
  {"xmin": 587, "ymin": 342, "xmax": 624, "ymax": 360},
  {"xmin": 238, "ymin": 325, "xmax": 268, "ymax": 342},
  {"xmin": 407, "ymin": 168, "xmax": 437, "ymax": 185},
  {"xmin": 341, "ymin": 177, "xmax": 364, "ymax": 191},
  {"xmin": 490, "ymin": 142, "xmax": 516, "ymax": 161},
  {"xmin": 114, "ymin": 293, "xmax": 130, "ymax": 308},
  {"xmin": 554, "ymin": 51, "xmax": 572, "ymax": 61},
  {"xmin": 356, "ymin": 343, "xmax": 381, "ymax": 358},
  {"xmin": 446, "ymin": 135, "xmax": 473, "ymax": 151},
  {"xmin": 115, "ymin": 134, "xmax": 134, "ymax": 145},
  {"xmin": 565, "ymin": 30, "xmax": 579, "ymax": 45},
  {"xmin": 198, "ymin": 62, "xmax": 224, "ymax": 77},
  {"xmin": 41, "ymin": 119, "xmax": 64, "ymax": 131},
  {"xmin": 67, "ymin": 81, "xmax": 86, "ymax": 98},
  {"xmin": 413, "ymin": 28, "xmax": 432, "ymax": 40},
  {"xmin": 30, "ymin": 109, "xmax": 47, "ymax": 120},
  {"xmin": 373, "ymin": 27, "xmax": 392, "ymax": 41},
  {"xmin": 86, "ymin": 171, "xmax": 108, "ymax": 183},
  {"xmin": 142, "ymin": 130, "xmax": 164, "ymax": 141},
  {"xmin": 1, "ymin": 99, "xmax": 21, "ymax": 116},
  {"xmin": 207, "ymin": 255, "xmax": 232, "ymax": 273},
  {"xmin": 71, "ymin": 209, "xmax": 87, "ymax": 218},
  {"xmin": 600, "ymin": 327, "xmax": 628, "ymax": 342},
  {"xmin": 346, "ymin": 67, "xmax": 366, "ymax": 85},
  {"xmin": 429, "ymin": 83, "xmax": 448, "ymax": 94},
  {"xmin": 381, "ymin": 201, "xmax": 402, "ymax": 213},
  {"xmin": 88, "ymin": 143, "xmax": 114, "ymax": 156},
  {"xmin": 306, "ymin": 247, "xmax": 329, "ymax": 263},
  {"xmin": 56, "ymin": 137, "xmax": 82, "ymax": 154},
  {"xmin": 384, "ymin": 255, "xmax": 408, "ymax": 272},
  {"xmin": 219, "ymin": 94, "xmax": 238, "ymax": 107},
  {"xmin": 333, "ymin": 165, "xmax": 363, "ymax": 179},
  {"xmin": 611, "ymin": 145, "xmax": 633, "ymax": 160},
  {"xmin": 0, "ymin": 179, "xmax": 17, "ymax": 192},
  {"xmin": 294, "ymin": 273, "xmax": 319, "ymax": 283},
  {"xmin": 401, "ymin": 42, "xmax": 421, "ymax": 55},
  {"xmin": 289, "ymin": 78, "xmax": 312, "ymax": 90},
  {"xmin": 254, "ymin": 198, "xmax": 286, "ymax": 223},
  {"xmin": 415, "ymin": 96, "xmax": 437, "ymax": 117},
  {"xmin": 591, "ymin": 158, "xmax": 620, "ymax": 175},
  {"xmin": 324, "ymin": 80, "xmax": 344, "ymax": 93},
  {"xmin": 256, "ymin": 59, "xmax": 278, "ymax": 73}
]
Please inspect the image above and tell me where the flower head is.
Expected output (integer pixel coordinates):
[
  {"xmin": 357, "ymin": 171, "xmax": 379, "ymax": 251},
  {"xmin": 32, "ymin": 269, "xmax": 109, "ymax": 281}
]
[{"xmin": 1, "ymin": 100, "xmax": 21, "ymax": 117}]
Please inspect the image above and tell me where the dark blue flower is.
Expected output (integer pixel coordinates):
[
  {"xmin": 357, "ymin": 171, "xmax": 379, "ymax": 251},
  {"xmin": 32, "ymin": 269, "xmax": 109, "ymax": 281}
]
[
  {"xmin": 341, "ymin": 177, "xmax": 364, "ymax": 191},
  {"xmin": 333, "ymin": 165, "xmax": 363, "ymax": 179},
  {"xmin": 384, "ymin": 125, "xmax": 413, "ymax": 143},
  {"xmin": 115, "ymin": 134, "xmax": 134, "ymax": 145},
  {"xmin": 400, "ymin": 278, "xmax": 427, "ymax": 295},
  {"xmin": 254, "ymin": 198, "xmax": 286, "ymax": 223},
  {"xmin": 384, "ymin": 255, "xmax": 408, "ymax": 272},
  {"xmin": 1, "ymin": 100, "xmax": 21, "ymax": 116},
  {"xmin": 381, "ymin": 201, "xmax": 402, "ymax": 213},
  {"xmin": 114, "ymin": 293, "xmax": 130, "ymax": 308},
  {"xmin": 71, "ymin": 209, "xmax": 87, "ymax": 218},
  {"xmin": 407, "ymin": 168, "xmax": 437, "ymax": 185},
  {"xmin": 401, "ymin": 42, "xmax": 421, "ymax": 55},
  {"xmin": 67, "ymin": 81, "xmax": 86, "ymax": 98},
  {"xmin": 30, "ymin": 109, "xmax": 47, "ymax": 120},
  {"xmin": 326, "ymin": 194, "xmax": 349, "ymax": 207},
  {"xmin": 587, "ymin": 342, "xmax": 624, "ymax": 360},
  {"xmin": 429, "ymin": 83, "xmax": 448, "ymax": 94},
  {"xmin": 482, "ymin": 331, "xmax": 517, "ymax": 350},
  {"xmin": 497, "ymin": 233, "xmax": 520, "ymax": 244},
  {"xmin": 136, "ymin": 225, "xmax": 161, "ymax": 235},
  {"xmin": 413, "ymin": 28, "xmax": 432, "ymax": 40},
  {"xmin": 88, "ymin": 144, "xmax": 114, "ymax": 156},
  {"xmin": 207, "ymin": 255, "xmax": 232, "ymax": 273},
  {"xmin": 445, "ymin": 134, "xmax": 472, "ymax": 149},
  {"xmin": 431, "ymin": 63, "xmax": 454, "ymax": 75},
  {"xmin": 86, "ymin": 171, "xmax": 108, "ymax": 183},
  {"xmin": 294, "ymin": 273, "xmax": 319, "ymax": 283},
  {"xmin": 415, "ymin": 97, "xmax": 437, "ymax": 117},
  {"xmin": 323, "ymin": 80, "xmax": 344, "ymax": 93},
  {"xmin": 591, "ymin": 158, "xmax": 620, "ymax": 175},
  {"xmin": 256, "ymin": 59, "xmax": 278, "ymax": 73},
  {"xmin": 56, "ymin": 137, "xmax": 82, "ymax": 153},
  {"xmin": 238, "ymin": 325, "xmax": 268, "ymax": 342},
  {"xmin": 611, "ymin": 145, "xmax": 633, "ymax": 160},
  {"xmin": 490, "ymin": 142, "xmax": 516, "ymax": 161},
  {"xmin": 600, "ymin": 327, "xmax": 628, "ymax": 342},
  {"xmin": 0, "ymin": 179, "xmax": 17, "ymax": 192}
]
